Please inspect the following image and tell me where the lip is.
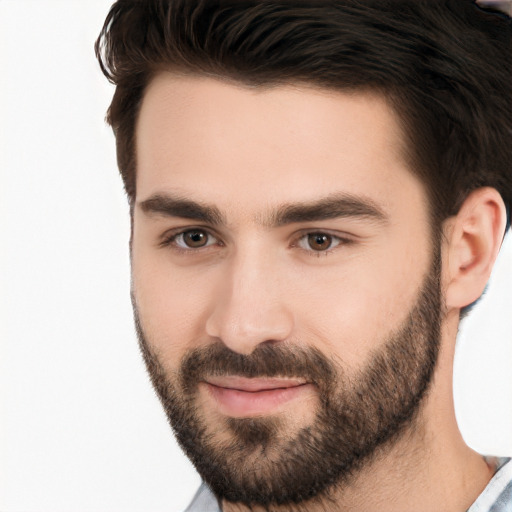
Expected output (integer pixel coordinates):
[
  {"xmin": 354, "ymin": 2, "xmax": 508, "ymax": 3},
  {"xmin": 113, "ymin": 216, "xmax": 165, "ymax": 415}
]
[{"xmin": 202, "ymin": 376, "xmax": 312, "ymax": 417}]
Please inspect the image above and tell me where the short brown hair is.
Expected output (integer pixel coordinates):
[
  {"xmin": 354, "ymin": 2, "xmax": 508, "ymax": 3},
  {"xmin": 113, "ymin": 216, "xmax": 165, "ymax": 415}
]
[{"xmin": 96, "ymin": 0, "xmax": 512, "ymax": 230}]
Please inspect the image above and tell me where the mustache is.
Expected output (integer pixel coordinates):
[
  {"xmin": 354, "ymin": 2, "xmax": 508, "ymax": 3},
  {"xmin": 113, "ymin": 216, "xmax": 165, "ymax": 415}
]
[{"xmin": 179, "ymin": 342, "xmax": 338, "ymax": 394}]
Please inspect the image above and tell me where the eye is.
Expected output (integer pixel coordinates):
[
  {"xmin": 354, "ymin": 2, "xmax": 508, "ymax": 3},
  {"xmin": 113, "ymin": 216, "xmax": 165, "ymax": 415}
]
[
  {"xmin": 171, "ymin": 229, "xmax": 218, "ymax": 249},
  {"xmin": 297, "ymin": 232, "xmax": 344, "ymax": 252}
]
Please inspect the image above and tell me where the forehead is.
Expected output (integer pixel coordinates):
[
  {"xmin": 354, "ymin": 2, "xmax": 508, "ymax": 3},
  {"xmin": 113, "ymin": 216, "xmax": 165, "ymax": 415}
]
[{"xmin": 135, "ymin": 72, "xmax": 422, "ymax": 218}]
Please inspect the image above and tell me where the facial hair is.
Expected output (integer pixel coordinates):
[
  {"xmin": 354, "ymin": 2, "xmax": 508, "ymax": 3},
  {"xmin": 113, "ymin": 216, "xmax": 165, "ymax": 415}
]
[{"xmin": 133, "ymin": 249, "xmax": 443, "ymax": 507}]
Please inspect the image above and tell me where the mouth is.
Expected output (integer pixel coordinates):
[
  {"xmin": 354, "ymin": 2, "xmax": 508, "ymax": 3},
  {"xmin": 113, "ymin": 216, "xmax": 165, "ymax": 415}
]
[{"xmin": 201, "ymin": 376, "xmax": 313, "ymax": 417}]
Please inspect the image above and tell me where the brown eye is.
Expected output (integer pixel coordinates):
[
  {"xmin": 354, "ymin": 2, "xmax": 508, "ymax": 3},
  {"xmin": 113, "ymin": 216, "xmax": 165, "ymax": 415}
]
[
  {"xmin": 296, "ymin": 232, "xmax": 345, "ymax": 253},
  {"xmin": 307, "ymin": 233, "xmax": 333, "ymax": 251},
  {"xmin": 172, "ymin": 229, "xmax": 217, "ymax": 249},
  {"xmin": 183, "ymin": 230, "xmax": 208, "ymax": 248}
]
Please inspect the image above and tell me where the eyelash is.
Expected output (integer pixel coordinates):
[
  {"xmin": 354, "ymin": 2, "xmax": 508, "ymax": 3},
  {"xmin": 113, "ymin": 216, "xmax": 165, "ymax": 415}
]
[{"xmin": 159, "ymin": 228, "xmax": 353, "ymax": 256}]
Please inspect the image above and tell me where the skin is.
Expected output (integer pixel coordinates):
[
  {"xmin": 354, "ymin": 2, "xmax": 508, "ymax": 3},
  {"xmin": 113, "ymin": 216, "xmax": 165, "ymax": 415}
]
[{"xmin": 131, "ymin": 73, "xmax": 506, "ymax": 511}]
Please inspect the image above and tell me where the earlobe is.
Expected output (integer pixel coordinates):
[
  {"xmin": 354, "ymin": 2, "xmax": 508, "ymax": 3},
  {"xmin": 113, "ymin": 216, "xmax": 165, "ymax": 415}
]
[{"xmin": 444, "ymin": 187, "xmax": 507, "ymax": 310}]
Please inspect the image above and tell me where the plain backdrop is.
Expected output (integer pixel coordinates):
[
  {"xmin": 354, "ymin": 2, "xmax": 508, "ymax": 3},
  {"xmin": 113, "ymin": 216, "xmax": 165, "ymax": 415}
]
[{"xmin": 1, "ymin": 1, "xmax": 511, "ymax": 511}]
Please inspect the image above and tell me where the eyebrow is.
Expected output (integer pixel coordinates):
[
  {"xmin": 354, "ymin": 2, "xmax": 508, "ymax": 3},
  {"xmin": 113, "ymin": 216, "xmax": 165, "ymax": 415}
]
[
  {"xmin": 139, "ymin": 194, "xmax": 225, "ymax": 225},
  {"xmin": 270, "ymin": 193, "xmax": 388, "ymax": 226},
  {"xmin": 138, "ymin": 192, "xmax": 387, "ymax": 227}
]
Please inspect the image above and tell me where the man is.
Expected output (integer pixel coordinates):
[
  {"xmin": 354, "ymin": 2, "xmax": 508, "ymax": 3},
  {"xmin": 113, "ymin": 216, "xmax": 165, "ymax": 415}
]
[{"xmin": 95, "ymin": 1, "xmax": 512, "ymax": 510}]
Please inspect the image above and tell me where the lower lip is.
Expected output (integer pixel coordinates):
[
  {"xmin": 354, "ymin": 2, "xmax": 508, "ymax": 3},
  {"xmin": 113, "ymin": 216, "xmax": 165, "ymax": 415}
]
[{"xmin": 204, "ymin": 382, "xmax": 313, "ymax": 417}]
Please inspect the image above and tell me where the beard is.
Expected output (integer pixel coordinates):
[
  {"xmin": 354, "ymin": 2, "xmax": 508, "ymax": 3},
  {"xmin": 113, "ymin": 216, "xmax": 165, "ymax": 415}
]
[{"xmin": 133, "ymin": 249, "xmax": 443, "ymax": 508}]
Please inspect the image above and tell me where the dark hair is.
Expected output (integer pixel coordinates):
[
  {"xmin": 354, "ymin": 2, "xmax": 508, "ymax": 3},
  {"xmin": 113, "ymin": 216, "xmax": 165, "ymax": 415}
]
[{"xmin": 95, "ymin": 0, "xmax": 512, "ymax": 230}]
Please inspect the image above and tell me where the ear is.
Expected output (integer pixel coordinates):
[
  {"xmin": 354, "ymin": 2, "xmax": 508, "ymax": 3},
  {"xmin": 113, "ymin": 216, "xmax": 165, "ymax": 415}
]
[{"xmin": 444, "ymin": 187, "xmax": 507, "ymax": 310}]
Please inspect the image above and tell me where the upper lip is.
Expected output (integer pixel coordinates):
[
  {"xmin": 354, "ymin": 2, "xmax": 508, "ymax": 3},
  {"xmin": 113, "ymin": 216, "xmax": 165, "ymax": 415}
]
[{"xmin": 204, "ymin": 376, "xmax": 307, "ymax": 392}]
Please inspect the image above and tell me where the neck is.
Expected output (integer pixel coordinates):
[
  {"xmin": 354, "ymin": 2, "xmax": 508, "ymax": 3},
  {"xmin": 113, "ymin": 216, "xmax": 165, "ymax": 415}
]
[{"xmin": 221, "ymin": 313, "xmax": 494, "ymax": 512}]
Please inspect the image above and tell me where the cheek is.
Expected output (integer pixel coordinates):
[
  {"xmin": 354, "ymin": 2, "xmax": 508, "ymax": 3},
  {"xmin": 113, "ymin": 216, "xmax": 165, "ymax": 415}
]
[
  {"xmin": 292, "ymin": 244, "xmax": 426, "ymax": 366},
  {"xmin": 131, "ymin": 243, "xmax": 216, "ymax": 361}
]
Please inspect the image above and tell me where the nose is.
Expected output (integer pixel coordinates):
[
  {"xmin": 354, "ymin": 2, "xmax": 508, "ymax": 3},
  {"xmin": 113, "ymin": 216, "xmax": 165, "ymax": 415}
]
[{"xmin": 205, "ymin": 246, "xmax": 294, "ymax": 355}]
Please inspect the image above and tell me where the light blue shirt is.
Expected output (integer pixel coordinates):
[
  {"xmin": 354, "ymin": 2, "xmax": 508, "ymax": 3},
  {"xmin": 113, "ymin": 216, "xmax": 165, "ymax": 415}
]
[{"xmin": 184, "ymin": 457, "xmax": 512, "ymax": 512}]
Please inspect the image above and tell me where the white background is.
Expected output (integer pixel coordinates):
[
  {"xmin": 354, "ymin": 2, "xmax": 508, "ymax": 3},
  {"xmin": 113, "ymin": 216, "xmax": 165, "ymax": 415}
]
[{"xmin": 1, "ymin": 1, "xmax": 511, "ymax": 511}]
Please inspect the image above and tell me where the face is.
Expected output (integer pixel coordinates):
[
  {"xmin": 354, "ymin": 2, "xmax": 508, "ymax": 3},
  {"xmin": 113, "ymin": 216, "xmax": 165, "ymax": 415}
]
[{"xmin": 131, "ymin": 74, "xmax": 442, "ymax": 506}]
